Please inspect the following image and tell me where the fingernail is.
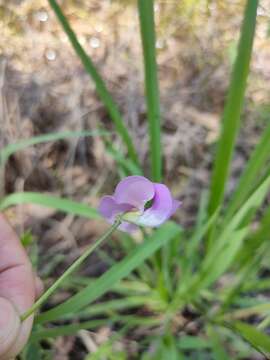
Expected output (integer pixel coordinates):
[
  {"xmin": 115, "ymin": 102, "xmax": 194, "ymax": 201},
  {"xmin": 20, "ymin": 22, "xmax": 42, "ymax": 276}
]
[{"xmin": 0, "ymin": 297, "xmax": 20, "ymax": 359}]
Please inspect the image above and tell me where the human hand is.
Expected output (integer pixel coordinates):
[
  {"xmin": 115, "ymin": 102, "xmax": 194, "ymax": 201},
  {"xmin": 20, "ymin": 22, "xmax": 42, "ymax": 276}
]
[{"xmin": 0, "ymin": 214, "xmax": 43, "ymax": 359}]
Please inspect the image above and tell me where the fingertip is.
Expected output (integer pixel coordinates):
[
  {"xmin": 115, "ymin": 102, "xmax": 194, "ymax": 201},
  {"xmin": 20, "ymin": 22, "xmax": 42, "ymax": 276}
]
[{"xmin": 0, "ymin": 297, "xmax": 20, "ymax": 360}]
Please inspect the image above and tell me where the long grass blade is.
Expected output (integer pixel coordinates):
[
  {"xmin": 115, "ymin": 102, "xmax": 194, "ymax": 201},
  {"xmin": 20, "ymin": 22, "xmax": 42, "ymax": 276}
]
[
  {"xmin": 238, "ymin": 205, "xmax": 270, "ymax": 266},
  {"xmin": 0, "ymin": 192, "xmax": 100, "ymax": 219},
  {"xmin": 232, "ymin": 321, "xmax": 270, "ymax": 357},
  {"xmin": 48, "ymin": 0, "xmax": 139, "ymax": 165},
  {"xmin": 0, "ymin": 130, "xmax": 109, "ymax": 165},
  {"xmin": 31, "ymin": 319, "xmax": 110, "ymax": 341},
  {"xmin": 105, "ymin": 141, "xmax": 142, "ymax": 176},
  {"xmin": 224, "ymin": 121, "xmax": 270, "ymax": 222},
  {"xmin": 200, "ymin": 173, "xmax": 270, "ymax": 288},
  {"xmin": 208, "ymin": 0, "xmax": 258, "ymax": 217},
  {"xmin": 138, "ymin": 0, "xmax": 162, "ymax": 181},
  {"xmin": 0, "ymin": 130, "xmax": 109, "ymax": 198},
  {"xmin": 171, "ymin": 173, "xmax": 270, "ymax": 310},
  {"xmin": 222, "ymin": 303, "xmax": 270, "ymax": 321}
]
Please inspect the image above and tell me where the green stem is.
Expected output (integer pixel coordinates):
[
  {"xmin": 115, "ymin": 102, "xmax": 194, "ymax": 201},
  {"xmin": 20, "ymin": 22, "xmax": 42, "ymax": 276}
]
[
  {"xmin": 138, "ymin": 0, "xmax": 162, "ymax": 182},
  {"xmin": 20, "ymin": 218, "xmax": 121, "ymax": 322}
]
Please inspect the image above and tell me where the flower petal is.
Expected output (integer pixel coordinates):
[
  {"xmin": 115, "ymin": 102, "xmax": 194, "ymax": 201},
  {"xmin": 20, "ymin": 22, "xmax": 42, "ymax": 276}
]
[
  {"xmin": 136, "ymin": 183, "xmax": 173, "ymax": 227},
  {"xmin": 98, "ymin": 195, "xmax": 133, "ymax": 222},
  {"xmin": 99, "ymin": 196, "xmax": 138, "ymax": 233},
  {"xmin": 119, "ymin": 222, "xmax": 139, "ymax": 233},
  {"xmin": 113, "ymin": 176, "xmax": 155, "ymax": 211}
]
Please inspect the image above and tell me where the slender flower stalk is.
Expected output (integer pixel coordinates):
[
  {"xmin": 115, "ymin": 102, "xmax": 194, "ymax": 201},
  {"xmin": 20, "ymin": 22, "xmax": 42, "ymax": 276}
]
[{"xmin": 20, "ymin": 217, "xmax": 122, "ymax": 322}]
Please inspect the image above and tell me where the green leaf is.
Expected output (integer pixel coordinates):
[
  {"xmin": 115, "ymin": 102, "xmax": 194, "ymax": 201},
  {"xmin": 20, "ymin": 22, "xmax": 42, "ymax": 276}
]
[
  {"xmin": 177, "ymin": 336, "xmax": 210, "ymax": 350},
  {"xmin": 105, "ymin": 141, "xmax": 142, "ymax": 176},
  {"xmin": 193, "ymin": 227, "xmax": 248, "ymax": 292},
  {"xmin": 47, "ymin": 0, "xmax": 139, "ymax": 166},
  {"xmin": 186, "ymin": 206, "xmax": 219, "ymax": 265},
  {"xmin": 239, "ymin": 205, "xmax": 270, "ymax": 265},
  {"xmin": 233, "ymin": 321, "xmax": 270, "ymax": 356},
  {"xmin": 207, "ymin": 326, "xmax": 230, "ymax": 360},
  {"xmin": 21, "ymin": 230, "xmax": 34, "ymax": 247},
  {"xmin": 223, "ymin": 303, "xmax": 270, "ymax": 321},
  {"xmin": 21, "ymin": 340, "xmax": 43, "ymax": 360},
  {"xmin": 220, "ymin": 244, "xmax": 268, "ymax": 312},
  {"xmin": 161, "ymin": 334, "xmax": 181, "ymax": 360},
  {"xmin": 85, "ymin": 330, "xmax": 127, "ymax": 360},
  {"xmin": 172, "ymin": 174, "xmax": 270, "ymax": 307},
  {"xmin": 208, "ymin": 0, "xmax": 258, "ymax": 217},
  {"xmin": 224, "ymin": 120, "xmax": 270, "ymax": 223},
  {"xmin": 63, "ymin": 296, "xmax": 156, "ymax": 320},
  {"xmin": 30, "ymin": 319, "xmax": 108, "ymax": 342},
  {"xmin": 36, "ymin": 222, "xmax": 181, "ymax": 323},
  {"xmin": 207, "ymin": 173, "xmax": 270, "ymax": 265},
  {"xmin": 179, "ymin": 206, "xmax": 219, "ymax": 289},
  {"xmin": 138, "ymin": 0, "xmax": 162, "ymax": 181},
  {"xmin": 0, "ymin": 130, "xmax": 108, "ymax": 165},
  {"xmin": 0, "ymin": 192, "xmax": 100, "ymax": 219}
]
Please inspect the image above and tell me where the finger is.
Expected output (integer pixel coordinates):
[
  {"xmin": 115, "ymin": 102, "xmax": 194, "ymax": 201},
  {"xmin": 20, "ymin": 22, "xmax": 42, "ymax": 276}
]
[
  {"xmin": 0, "ymin": 214, "xmax": 35, "ymax": 358},
  {"xmin": 34, "ymin": 276, "xmax": 44, "ymax": 299},
  {"xmin": 0, "ymin": 297, "xmax": 20, "ymax": 360}
]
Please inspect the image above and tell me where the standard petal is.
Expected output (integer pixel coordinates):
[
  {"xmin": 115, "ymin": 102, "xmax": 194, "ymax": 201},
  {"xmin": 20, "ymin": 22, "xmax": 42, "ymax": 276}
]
[
  {"xmin": 136, "ymin": 183, "xmax": 173, "ymax": 227},
  {"xmin": 113, "ymin": 176, "xmax": 155, "ymax": 211},
  {"xmin": 98, "ymin": 196, "xmax": 133, "ymax": 222}
]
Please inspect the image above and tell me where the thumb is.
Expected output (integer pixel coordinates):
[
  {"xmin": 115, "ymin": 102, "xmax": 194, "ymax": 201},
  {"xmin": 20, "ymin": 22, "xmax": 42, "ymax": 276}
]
[{"xmin": 0, "ymin": 297, "xmax": 20, "ymax": 360}]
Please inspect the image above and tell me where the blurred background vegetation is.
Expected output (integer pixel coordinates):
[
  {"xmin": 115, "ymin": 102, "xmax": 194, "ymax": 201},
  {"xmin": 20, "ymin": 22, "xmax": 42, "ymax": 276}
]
[{"xmin": 1, "ymin": 0, "xmax": 270, "ymax": 358}]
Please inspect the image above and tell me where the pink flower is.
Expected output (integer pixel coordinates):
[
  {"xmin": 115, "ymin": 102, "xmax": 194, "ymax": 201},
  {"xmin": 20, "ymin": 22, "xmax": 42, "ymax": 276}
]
[{"xmin": 99, "ymin": 176, "xmax": 181, "ymax": 232}]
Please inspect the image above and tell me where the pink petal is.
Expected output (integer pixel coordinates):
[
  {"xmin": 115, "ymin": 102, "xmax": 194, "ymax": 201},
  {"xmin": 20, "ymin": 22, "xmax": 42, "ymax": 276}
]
[
  {"xmin": 119, "ymin": 222, "xmax": 139, "ymax": 233},
  {"xmin": 113, "ymin": 176, "xmax": 155, "ymax": 212},
  {"xmin": 98, "ymin": 195, "xmax": 133, "ymax": 222},
  {"xmin": 136, "ymin": 183, "xmax": 173, "ymax": 227},
  {"xmin": 98, "ymin": 196, "xmax": 138, "ymax": 233}
]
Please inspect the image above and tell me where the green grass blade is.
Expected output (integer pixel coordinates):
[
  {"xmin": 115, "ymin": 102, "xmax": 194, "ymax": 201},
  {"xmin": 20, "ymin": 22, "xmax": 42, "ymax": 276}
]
[
  {"xmin": 0, "ymin": 130, "xmax": 109, "ymax": 198},
  {"xmin": 224, "ymin": 121, "xmax": 270, "ymax": 222},
  {"xmin": 105, "ymin": 142, "xmax": 142, "ymax": 176},
  {"xmin": 172, "ymin": 174, "xmax": 270, "ymax": 307},
  {"xmin": 222, "ymin": 303, "xmax": 270, "ymax": 321},
  {"xmin": 66, "ymin": 296, "xmax": 154, "ymax": 319},
  {"xmin": 220, "ymin": 245, "xmax": 268, "ymax": 312},
  {"xmin": 240, "ymin": 205, "xmax": 270, "ymax": 264},
  {"xmin": 232, "ymin": 321, "xmax": 270, "ymax": 357},
  {"xmin": 30, "ymin": 319, "xmax": 109, "ymax": 342},
  {"xmin": 202, "ymin": 174, "xmax": 270, "ymax": 283},
  {"xmin": 0, "ymin": 130, "xmax": 108, "ymax": 165},
  {"xmin": 179, "ymin": 208, "xmax": 219, "ymax": 287},
  {"xmin": 21, "ymin": 340, "xmax": 43, "ymax": 360},
  {"xmin": 208, "ymin": 0, "xmax": 258, "ymax": 217},
  {"xmin": 177, "ymin": 336, "xmax": 210, "ymax": 350},
  {"xmin": 196, "ymin": 227, "xmax": 248, "ymax": 291},
  {"xmin": 48, "ymin": 0, "xmax": 139, "ymax": 165},
  {"xmin": 0, "ymin": 192, "xmax": 100, "ymax": 219},
  {"xmin": 36, "ymin": 222, "xmax": 181, "ymax": 323},
  {"xmin": 207, "ymin": 326, "xmax": 230, "ymax": 360},
  {"xmin": 138, "ymin": 0, "xmax": 162, "ymax": 181}
]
